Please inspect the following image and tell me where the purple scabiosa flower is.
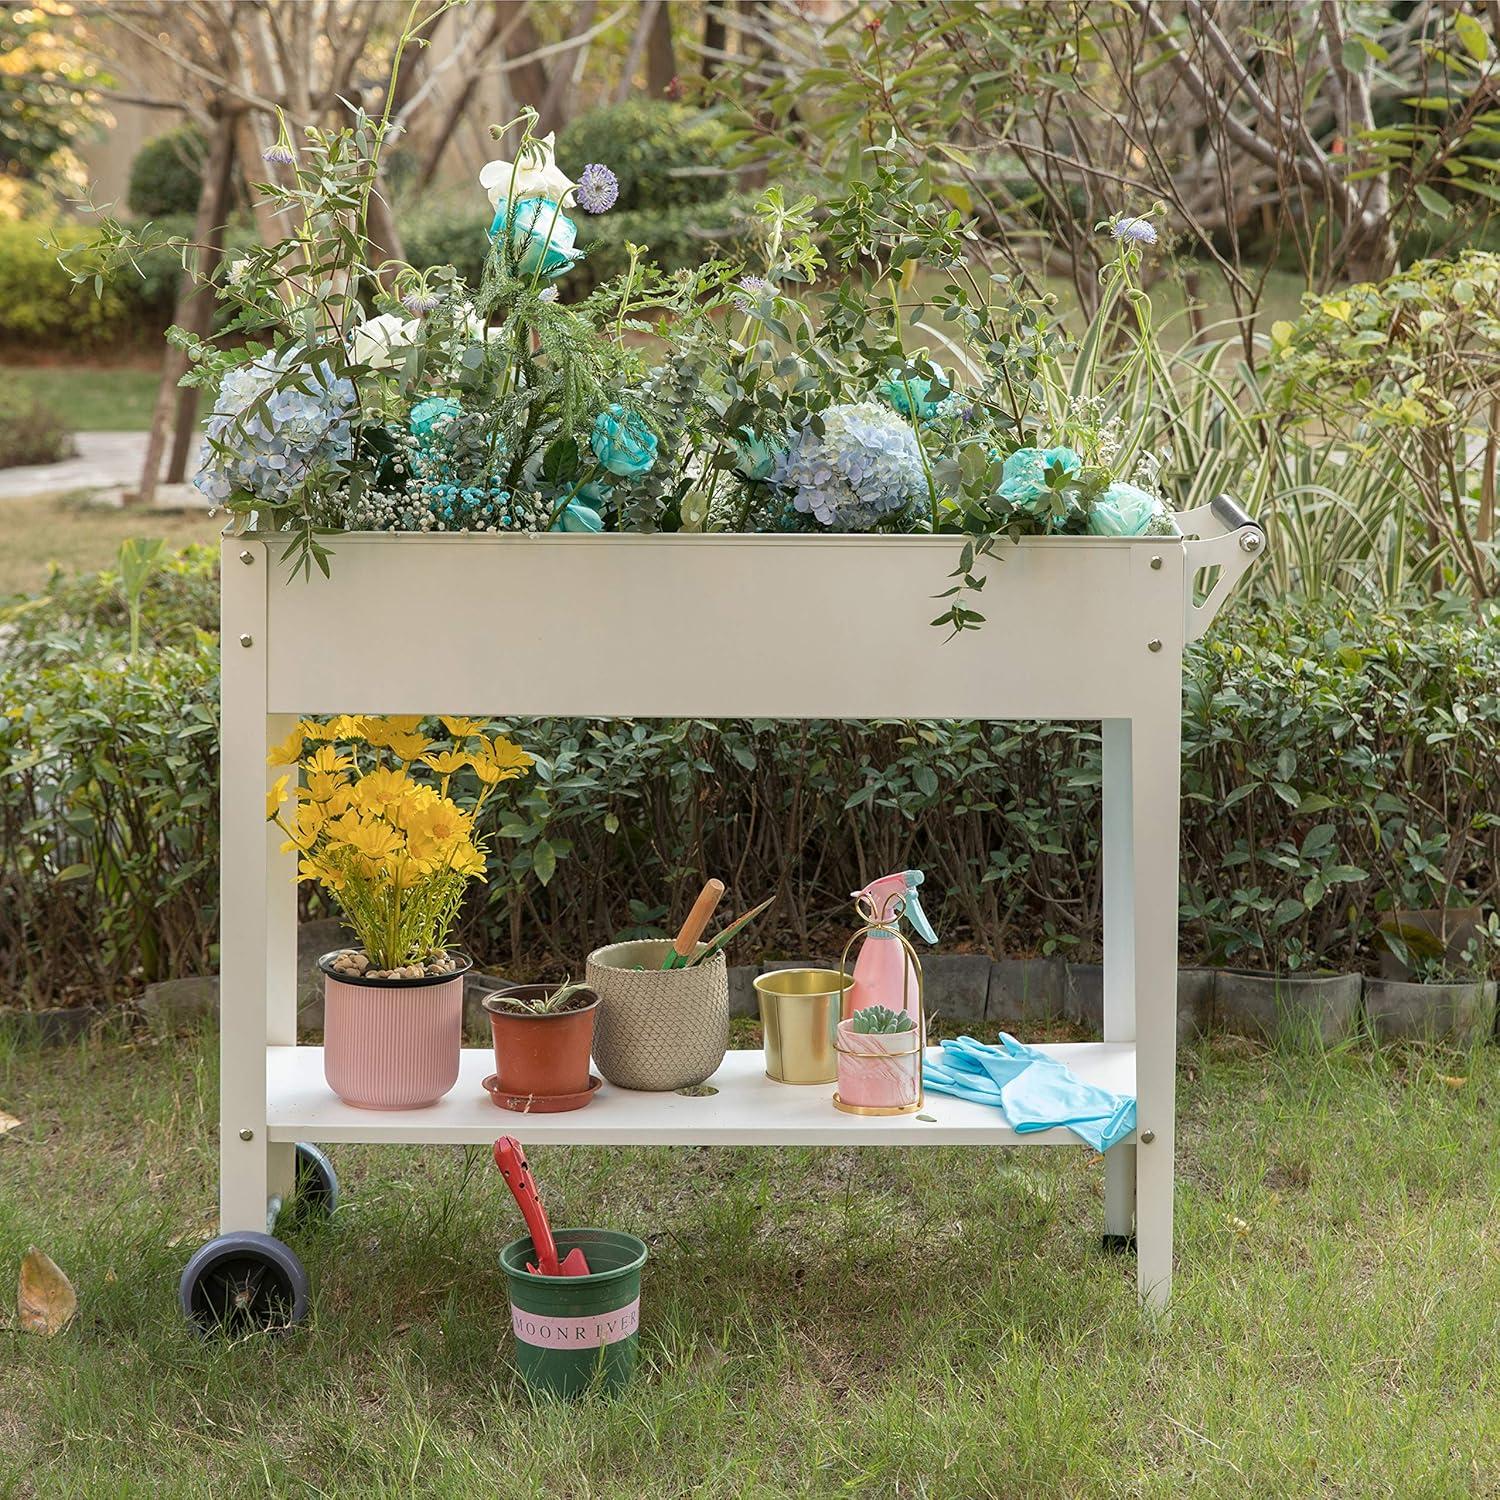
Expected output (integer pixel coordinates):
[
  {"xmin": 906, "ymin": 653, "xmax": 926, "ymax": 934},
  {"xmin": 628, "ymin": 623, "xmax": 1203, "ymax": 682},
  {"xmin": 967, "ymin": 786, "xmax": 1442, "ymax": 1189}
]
[
  {"xmin": 1111, "ymin": 216, "xmax": 1158, "ymax": 246},
  {"xmin": 576, "ymin": 163, "xmax": 619, "ymax": 215},
  {"xmin": 537, "ymin": 285, "xmax": 559, "ymax": 303},
  {"xmin": 731, "ymin": 275, "xmax": 777, "ymax": 314},
  {"xmin": 402, "ymin": 289, "xmax": 442, "ymax": 316},
  {"xmin": 262, "ymin": 142, "xmax": 296, "ymax": 167}
]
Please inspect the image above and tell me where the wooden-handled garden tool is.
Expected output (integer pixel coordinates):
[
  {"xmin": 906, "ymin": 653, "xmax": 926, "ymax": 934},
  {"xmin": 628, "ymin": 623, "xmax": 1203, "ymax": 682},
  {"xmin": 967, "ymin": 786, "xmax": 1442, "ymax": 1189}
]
[
  {"xmin": 493, "ymin": 1137, "xmax": 590, "ymax": 1276},
  {"xmin": 685, "ymin": 895, "xmax": 775, "ymax": 967},
  {"xmin": 661, "ymin": 878, "xmax": 725, "ymax": 969}
]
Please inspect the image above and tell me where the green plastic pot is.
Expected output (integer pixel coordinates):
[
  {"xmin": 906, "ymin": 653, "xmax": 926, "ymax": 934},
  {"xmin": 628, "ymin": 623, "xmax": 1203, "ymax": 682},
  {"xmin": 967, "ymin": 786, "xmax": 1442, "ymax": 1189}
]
[{"xmin": 500, "ymin": 1228, "xmax": 647, "ymax": 1398}]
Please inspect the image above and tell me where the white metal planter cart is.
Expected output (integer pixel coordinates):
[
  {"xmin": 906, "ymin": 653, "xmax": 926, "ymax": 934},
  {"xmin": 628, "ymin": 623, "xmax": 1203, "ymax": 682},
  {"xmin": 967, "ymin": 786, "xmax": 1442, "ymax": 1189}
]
[{"xmin": 180, "ymin": 497, "xmax": 1263, "ymax": 1330}]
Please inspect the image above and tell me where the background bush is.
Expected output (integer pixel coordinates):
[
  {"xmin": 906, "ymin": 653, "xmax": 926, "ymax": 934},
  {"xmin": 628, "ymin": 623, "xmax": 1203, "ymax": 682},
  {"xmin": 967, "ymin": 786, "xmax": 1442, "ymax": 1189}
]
[
  {"xmin": 0, "ymin": 222, "xmax": 152, "ymax": 349},
  {"xmin": 126, "ymin": 123, "xmax": 208, "ymax": 219},
  {"xmin": 0, "ymin": 385, "xmax": 74, "ymax": 468},
  {"xmin": 2, "ymin": 550, "xmax": 1495, "ymax": 1007}
]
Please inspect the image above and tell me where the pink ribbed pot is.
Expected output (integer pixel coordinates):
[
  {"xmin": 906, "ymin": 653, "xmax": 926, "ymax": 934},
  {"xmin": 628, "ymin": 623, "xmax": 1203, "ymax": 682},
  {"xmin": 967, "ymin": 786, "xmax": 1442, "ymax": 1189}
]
[{"xmin": 320, "ymin": 952, "xmax": 468, "ymax": 1110}]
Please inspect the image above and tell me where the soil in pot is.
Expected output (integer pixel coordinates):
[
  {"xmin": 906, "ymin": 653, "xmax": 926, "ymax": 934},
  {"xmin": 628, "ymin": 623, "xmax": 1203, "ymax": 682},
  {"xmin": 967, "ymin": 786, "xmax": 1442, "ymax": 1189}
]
[
  {"xmin": 484, "ymin": 985, "xmax": 599, "ymax": 1099},
  {"xmin": 1364, "ymin": 978, "xmax": 1496, "ymax": 1045},
  {"xmin": 1214, "ymin": 968, "xmax": 1361, "ymax": 1048},
  {"xmin": 319, "ymin": 950, "xmax": 470, "ymax": 1110}
]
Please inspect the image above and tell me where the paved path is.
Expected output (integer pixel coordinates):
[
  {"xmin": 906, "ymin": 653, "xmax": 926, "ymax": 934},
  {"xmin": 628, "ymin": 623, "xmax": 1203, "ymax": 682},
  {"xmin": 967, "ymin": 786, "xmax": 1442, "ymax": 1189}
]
[{"xmin": 0, "ymin": 431, "xmax": 208, "ymax": 504}]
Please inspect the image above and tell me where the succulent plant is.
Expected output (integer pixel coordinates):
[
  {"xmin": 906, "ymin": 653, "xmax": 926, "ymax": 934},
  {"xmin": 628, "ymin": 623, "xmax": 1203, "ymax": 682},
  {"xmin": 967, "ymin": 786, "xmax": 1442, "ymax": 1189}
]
[
  {"xmin": 485, "ymin": 978, "xmax": 594, "ymax": 1016},
  {"xmin": 850, "ymin": 1004, "xmax": 915, "ymax": 1034}
]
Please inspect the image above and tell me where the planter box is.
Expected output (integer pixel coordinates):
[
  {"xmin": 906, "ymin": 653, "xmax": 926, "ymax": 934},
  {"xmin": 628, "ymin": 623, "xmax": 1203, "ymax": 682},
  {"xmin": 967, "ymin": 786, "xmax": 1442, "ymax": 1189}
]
[
  {"xmin": 1064, "ymin": 964, "xmax": 1214, "ymax": 1043},
  {"xmin": 1215, "ymin": 969, "xmax": 1362, "ymax": 1048},
  {"xmin": 1364, "ymin": 978, "xmax": 1496, "ymax": 1045}
]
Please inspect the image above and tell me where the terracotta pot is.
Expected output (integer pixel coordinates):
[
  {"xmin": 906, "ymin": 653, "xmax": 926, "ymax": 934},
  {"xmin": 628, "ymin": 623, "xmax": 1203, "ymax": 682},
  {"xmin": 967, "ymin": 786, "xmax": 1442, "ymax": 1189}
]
[
  {"xmin": 319, "ymin": 952, "xmax": 468, "ymax": 1110},
  {"xmin": 834, "ymin": 1017, "xmax": 921, "ymax": 1110},
  {"xmin": 483, "ymin": 985, "xmax": 599, "ymax": 1099}
]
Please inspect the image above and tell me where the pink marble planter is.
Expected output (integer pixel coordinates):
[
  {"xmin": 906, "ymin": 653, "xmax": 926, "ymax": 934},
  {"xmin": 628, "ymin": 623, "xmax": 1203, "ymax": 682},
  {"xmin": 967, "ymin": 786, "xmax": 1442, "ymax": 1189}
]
[
  {"xmin": 834, "ymin": 1018, "xmax": 922, "ymax": 1111},
  {"xmin": 322, "ymin": 965, "xmax": 463, "ymax": 1110}
]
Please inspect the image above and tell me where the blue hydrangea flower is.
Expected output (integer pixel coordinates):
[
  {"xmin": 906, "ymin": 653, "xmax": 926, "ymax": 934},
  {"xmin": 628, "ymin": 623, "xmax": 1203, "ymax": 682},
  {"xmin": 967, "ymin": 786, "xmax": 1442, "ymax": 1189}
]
[
  {"xmin": 997, "ymin": 445, "xmax": 1082, "ymax": 515},
  {"xmin": 194, "ymin": 349, "xmax": 355, "ymax": 506},
  {"xmin": 878, "ymin": 364, "xmax": 951, "ymax": 420},
  {"xmin": 576, "ymin": 163, "xmax": 619, "ymax": 215},
  {"xmin": 1088, "ymin": 480, "xmax": 1165, "ymax": 536},
  {"xmin": 771, "ymin": 401, "xmax": 926, "ymax": 530},
  {"xmin": 591, "ymin": 405, "xmax": 657, "ymax": 477},
  {"xmin": 489, "ymin": 196, "xmax": 583, "ymax": 279}
]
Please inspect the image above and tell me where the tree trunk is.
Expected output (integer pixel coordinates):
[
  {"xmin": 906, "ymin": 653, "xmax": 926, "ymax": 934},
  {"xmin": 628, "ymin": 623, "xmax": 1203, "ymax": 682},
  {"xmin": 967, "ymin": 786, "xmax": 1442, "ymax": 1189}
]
[
  {"xmin": 646, "ymin": 0, "xmax": 676, "ymax": 96},
  {"xmin": 137, "ymin": 105, "xmax": 238, "ymax": 504},
  {"xmin": 505, "ymin": 2, "xmax": 551, "ymax": 112},
  {"xmin": 702, "ymin": 3, "xmax": 726, "ymax": 78}
]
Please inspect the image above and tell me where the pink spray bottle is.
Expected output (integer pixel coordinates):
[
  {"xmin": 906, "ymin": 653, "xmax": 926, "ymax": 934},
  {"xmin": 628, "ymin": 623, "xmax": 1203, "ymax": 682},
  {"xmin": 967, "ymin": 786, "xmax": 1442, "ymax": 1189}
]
[{"xmin": 844, "ymin": 870, "xmax": 938, "ymax": 1029}]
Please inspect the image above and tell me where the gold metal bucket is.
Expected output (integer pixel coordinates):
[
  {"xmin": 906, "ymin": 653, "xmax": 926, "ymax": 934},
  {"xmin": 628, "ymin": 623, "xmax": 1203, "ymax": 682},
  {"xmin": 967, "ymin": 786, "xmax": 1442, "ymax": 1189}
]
[{"xmin": 754, "ymin": 969, "xmax": 855, "ymax": 1084}]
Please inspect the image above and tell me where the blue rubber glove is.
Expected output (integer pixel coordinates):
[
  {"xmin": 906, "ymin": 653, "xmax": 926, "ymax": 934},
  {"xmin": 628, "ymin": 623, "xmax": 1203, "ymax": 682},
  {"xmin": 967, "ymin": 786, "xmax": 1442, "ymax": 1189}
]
[{"xmin": 924, "ymin": 1035, "xmax": 1136, "ymax": 1151}]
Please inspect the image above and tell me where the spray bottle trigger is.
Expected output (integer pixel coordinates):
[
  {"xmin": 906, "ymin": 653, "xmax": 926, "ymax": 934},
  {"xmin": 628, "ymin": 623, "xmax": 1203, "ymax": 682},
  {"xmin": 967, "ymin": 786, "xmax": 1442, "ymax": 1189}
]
[{"xmin": 906, "ymin": 889, "xmax": 938, "ymax": 945}]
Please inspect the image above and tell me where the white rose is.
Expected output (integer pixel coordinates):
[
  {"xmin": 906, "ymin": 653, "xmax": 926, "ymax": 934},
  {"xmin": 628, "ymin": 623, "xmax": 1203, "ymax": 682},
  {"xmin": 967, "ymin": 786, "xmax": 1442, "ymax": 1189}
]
[
  {"xmin": 350, "ymin": 312, "xmax": 419, "ymax": 370},
  {"xmin": 479, "ymin": 131, "xmax": 577, "ymax": 216},
  {"xmin": 455, "ymin": 302, "xmax": 501, "ymax": 346}
]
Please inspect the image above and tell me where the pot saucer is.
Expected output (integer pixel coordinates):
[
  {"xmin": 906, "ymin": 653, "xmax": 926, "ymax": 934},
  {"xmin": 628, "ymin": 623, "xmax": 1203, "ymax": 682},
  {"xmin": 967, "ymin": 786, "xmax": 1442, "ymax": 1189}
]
[{"xmin": 482, "ymin": 1074, "xmax": 602, "ymax": 1113}]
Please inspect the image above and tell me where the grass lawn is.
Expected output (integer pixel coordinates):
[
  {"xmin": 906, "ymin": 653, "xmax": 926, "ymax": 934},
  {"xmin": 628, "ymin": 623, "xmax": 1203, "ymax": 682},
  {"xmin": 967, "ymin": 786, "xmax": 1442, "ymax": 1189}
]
[
  {"xmin": 0, "ymin": 1025, "xmax": 1495, "ymax": 1497},
  {"xmin": 0, "ymin": 494, "xmax": 221, "ymax": 599},
  {"xmin": 1, "ymin": 360, "xmax": 161, "ymax": 432}
]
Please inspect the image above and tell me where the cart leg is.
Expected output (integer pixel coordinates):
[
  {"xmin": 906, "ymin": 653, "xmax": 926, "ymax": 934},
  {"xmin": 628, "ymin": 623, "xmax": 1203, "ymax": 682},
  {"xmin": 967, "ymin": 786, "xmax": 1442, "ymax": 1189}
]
[
  {"xmin": 219, "ymin": 542, "xmax": 299, "ymax": 1234},
  {"xmin": 1103, "ymin": 712, "xmax": 1179, "ymax": 1308},
  {"xmin": 1101, "ymin": 718, "xmax": 1137, "ymax": 1247}
]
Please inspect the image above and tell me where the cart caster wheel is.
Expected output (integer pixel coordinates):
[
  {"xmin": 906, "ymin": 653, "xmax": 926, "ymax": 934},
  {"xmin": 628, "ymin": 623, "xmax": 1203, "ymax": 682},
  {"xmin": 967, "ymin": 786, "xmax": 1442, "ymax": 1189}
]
[
  {"xmin": 179, "ymin": 1231, "xmax": 309, "ymax": 1335},
  {"xmin": 292, "ymin": 1142, "xmax": 338, "ymax": 1216}
]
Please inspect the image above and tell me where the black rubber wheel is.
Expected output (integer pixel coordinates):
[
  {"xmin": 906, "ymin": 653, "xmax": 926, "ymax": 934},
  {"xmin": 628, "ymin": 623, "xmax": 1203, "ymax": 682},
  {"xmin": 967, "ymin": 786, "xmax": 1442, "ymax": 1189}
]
[
  {"xmin": 292, "ymin": 1142, "xmax": 338, "ymax": 1216},
  {"xmin": 179, "ymin": 1231, "xmax": 309, "ymax": 1335}
]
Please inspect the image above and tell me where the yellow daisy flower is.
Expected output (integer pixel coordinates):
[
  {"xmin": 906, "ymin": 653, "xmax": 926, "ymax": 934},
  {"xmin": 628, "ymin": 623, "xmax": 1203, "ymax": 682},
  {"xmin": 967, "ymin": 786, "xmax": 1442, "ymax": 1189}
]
[
  {"xmin": 421, "ymin": 750, "xmax": 470, "ymax": 777},
  {"xmin": 266, "ymin": 774, "xmax": 290, "ymax": 820},
  {"xmin": 267, "ymin": 726, "xmax": 305, "ymax": 767},
  {"xmin": 440, "ymin": 716, "xmax": 488, "ymax": 739}
]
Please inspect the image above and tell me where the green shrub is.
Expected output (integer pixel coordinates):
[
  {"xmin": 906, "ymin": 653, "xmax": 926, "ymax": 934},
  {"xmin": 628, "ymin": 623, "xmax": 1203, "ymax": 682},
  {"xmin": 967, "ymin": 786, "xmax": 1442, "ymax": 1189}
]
[
  {"xmin": 3, "ymin": 554, "xmax": 1495, "ymax": 1005},
  {"xmin": 0, "ymin": 222, "xmax": 149, "ymax": 349},
  {"xmin": 557, "ymin": 102, "xmax": 735, "ymax": 212},
  {"xmin": 127, "ymin": 124, "xmax": 208, "ymax": 219},
  {"xmin": 0, "ymin": 385, "xmax": 74, "ymax": 468}
]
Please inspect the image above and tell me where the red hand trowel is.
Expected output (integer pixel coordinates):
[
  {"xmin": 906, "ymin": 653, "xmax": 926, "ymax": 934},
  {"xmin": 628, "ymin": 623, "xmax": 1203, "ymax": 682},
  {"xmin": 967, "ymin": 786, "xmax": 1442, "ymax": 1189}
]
[{"xmin": 493, "ymin": 1136, "xmax": 590, "ymax": 1277}]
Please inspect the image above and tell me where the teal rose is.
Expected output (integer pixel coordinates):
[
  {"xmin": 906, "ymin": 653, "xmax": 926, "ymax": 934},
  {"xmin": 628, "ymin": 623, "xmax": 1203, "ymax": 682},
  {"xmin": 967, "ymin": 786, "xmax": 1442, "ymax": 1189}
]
[
  {"xmin": 998, "ymin": 445, "xmax": 1081, "ymax": 513},
  {"xmin": 408, "ymin": 396, "xmax": 461, "ymax": 440},
  {"xmin": 878, "ymin": 363, "xmax": 951, "ymax": 421},
  {"xmin": 489, "ymin": 196, "xmax": 583, "ymax": 280},
  {"xmin": 1088, "ymin": 480, "xmax": 1166, "ymax": 536},
  {"xmin": 733, "ymin": 427, "xmax": 781, "ymax": 482},
  {"xmin": 551, "ymin": 479, "xmax": 611, "ymax": 533},
  {"xmin": 591, "ymin": 405, "xmax": 657, "ymax": 478}
]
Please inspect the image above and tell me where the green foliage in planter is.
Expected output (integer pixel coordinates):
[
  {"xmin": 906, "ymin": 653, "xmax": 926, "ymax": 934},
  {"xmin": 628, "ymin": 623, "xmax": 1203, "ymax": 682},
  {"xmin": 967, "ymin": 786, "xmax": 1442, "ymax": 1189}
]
[
  {"xmin": 127, "ymin": 125, "xmax": 208, "ymax": 219},
  {"xmin": 850, "ymin": 1004, "xmax": 915, "ymax": 1034},
  {"xmin": 0, "ymin": 384, "xmax": 74, "ymax": 469}
]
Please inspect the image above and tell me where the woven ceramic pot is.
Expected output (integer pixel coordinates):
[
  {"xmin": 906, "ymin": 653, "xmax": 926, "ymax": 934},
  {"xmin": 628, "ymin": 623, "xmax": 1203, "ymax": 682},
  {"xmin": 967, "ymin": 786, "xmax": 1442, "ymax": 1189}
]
[
  {"xmin": 585, "ymin": 939, "xmax": 728, "ymax": 1091},
  {"xmin": 320, "ymin": 952, "xmax": 467, "ymax": 1110}
]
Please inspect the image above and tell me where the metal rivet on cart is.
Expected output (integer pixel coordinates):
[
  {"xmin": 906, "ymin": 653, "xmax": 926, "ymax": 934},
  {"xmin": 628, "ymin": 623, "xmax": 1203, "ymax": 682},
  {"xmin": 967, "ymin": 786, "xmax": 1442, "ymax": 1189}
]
[
  {"xmin": 1147, "ymin": 638, "xmax": 1162, "ymax": 653},
  {"xmin": 239, "ymin": 633, "xmax": 253, "ymax": 648},
  {"xmin": 238, "ymin": 549, "xmax": 254, "ymax": 565},
  {"xmin": 238, "ymin": 1128, "xmax": 254, "ymax": 1141},
  {"xmin": 1150, "ymin": 555, "xmax": 1162, "ymax": 570},
  {"xmin": 1140, "ymin": 1130, "xmax": 1155, "ymax": 1144}
]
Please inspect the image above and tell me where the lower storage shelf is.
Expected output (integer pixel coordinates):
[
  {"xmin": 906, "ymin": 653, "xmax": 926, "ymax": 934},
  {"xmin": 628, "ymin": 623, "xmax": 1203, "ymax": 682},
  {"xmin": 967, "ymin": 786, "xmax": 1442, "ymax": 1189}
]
[{"xmin": 265, "ymin": 1043, "xmax": 1136, "ymax": 1147}]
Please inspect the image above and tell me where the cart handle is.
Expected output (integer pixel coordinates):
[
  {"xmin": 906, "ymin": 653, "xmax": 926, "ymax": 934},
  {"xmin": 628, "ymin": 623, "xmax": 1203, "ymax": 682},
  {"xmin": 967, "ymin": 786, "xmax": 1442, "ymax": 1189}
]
[{"xmin": 1174, "ymin": 493, "xmax": 1266, "ymax": 643}]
